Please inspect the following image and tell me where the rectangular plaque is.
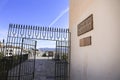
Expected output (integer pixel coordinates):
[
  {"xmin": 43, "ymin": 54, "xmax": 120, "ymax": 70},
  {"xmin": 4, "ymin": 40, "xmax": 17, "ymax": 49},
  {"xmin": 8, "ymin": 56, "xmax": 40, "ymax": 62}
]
[
  {"xmin": 80, "ymin": 36, "xmax": 91, "ymax": 47},
  {"xmin": 77, "ymin": 14, "xmax": 93, "ymax": 36}
]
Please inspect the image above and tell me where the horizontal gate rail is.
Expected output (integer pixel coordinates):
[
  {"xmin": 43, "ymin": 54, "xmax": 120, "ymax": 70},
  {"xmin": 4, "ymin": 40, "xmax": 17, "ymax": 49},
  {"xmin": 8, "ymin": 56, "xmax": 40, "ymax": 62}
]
[{"xmin": 8, "ymin": 24, "xmax": 69, "ymax": 41}]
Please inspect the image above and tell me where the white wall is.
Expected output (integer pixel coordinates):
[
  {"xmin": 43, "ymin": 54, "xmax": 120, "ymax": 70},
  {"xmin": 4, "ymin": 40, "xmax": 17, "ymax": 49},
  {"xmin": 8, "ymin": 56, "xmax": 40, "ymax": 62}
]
[{"xmin": 69, "ymin": 0, "xmax": 120, "ymax": 80}]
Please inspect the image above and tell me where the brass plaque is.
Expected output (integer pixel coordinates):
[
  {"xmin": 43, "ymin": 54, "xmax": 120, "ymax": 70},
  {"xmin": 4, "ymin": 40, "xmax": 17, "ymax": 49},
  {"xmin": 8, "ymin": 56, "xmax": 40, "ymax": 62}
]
[
  {"xmin": 80, "ymin": 36, "xmax": 91, "ymax": 47},
  {"xmin": 77, "ymin": 14, "xmax": 93, "ymax": 36}
]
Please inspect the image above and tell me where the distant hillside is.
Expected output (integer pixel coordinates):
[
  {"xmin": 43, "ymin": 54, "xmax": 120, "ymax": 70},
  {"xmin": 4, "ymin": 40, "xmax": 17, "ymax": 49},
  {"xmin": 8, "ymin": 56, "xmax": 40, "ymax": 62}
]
[
  {"xmin": 39, "ymin": 48, "xmax": 55, "ymax": 52},
  {"xmin": 39, "ymin": 47, "xmax": 68, "ymax": 53}
]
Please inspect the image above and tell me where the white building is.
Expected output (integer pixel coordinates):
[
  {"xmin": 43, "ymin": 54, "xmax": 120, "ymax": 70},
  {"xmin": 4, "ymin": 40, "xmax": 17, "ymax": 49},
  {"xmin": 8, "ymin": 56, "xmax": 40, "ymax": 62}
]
[
  {"xmin": 0, "ymin": 42, "xmax": 28, "ymax": 56},
  {"xmin": 5, "ymin": 46, "xmax": 27, "ymax": 56}
]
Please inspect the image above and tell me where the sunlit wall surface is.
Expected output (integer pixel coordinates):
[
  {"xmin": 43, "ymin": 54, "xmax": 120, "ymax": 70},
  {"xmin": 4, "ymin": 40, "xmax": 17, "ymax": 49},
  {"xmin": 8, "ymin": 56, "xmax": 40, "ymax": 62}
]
[{"xmin": 69, "ymin": 0, "xmax": 120, "ymax": 80}]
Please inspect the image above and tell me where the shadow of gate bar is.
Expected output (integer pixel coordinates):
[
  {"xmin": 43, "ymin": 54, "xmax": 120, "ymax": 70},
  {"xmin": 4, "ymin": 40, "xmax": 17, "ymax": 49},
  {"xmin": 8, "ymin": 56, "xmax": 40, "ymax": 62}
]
[{"xmin": 3, "ymin": 24, "xmax": 71, "ymax": 80}]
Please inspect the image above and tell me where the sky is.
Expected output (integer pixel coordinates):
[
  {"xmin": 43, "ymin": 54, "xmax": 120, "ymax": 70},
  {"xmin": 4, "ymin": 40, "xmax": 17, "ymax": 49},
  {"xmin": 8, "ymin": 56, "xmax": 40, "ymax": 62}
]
[
  {"xmin": 37, "ymin": 40, "xmax": 56, "ymax": 49},
  {"xmin": 0, "ymin": 0, "xmax": 69, "ymax": 48}
]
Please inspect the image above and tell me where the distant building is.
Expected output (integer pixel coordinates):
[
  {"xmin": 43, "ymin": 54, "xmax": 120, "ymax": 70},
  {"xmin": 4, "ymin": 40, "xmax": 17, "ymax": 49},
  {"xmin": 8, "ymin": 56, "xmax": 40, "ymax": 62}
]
[
  {"xmin": 5, "ymin": 45, "xmax": 27, "ymax": 56},
  {"xmin": 29, "ymin": 48, "xmax": 42, "ymax": 57},
  {"xmin": 44, "ymin": 51, "xmax": 55, "ymax": 57},
  {"xmin": 0, "ymin": 40, "xmax": 28, "ymax": 56},
  {"xmin": 0, "ymin": 40, "xmax": 5, "ymax": 55}
]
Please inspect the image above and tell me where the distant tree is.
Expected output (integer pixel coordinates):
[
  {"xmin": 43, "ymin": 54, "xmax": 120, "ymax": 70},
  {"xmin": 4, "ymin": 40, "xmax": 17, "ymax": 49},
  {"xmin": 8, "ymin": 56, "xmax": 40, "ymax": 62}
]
[
  {"xmin": 28, "ymin": 50, "xmax": 31, "ymax": 54},
  {"xmin": 0, "ymin": 52, "xmax": 4, "ymax": 59},
  {"xmin": 61, "ymin": 54, "xmax": 68, "ymax": 61},
  {"xmin": 42, "ymin": 53, "xmax": 47, "ymax": 57},
  {"xmin": 13, "ymin": 55, "xmax": 18, "ymax": 60}
]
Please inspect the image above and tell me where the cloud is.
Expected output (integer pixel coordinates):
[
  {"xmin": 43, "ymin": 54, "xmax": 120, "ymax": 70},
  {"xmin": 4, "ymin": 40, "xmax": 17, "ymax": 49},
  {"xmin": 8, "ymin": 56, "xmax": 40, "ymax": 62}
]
[{"xmin": 49, "ymin": 7, "xmax": 69, "ymax": 27}]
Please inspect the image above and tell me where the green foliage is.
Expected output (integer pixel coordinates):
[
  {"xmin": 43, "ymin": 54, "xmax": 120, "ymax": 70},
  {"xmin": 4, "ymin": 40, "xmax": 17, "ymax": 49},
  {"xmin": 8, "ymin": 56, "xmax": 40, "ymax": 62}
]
[
  {"xmin": 13, "ymin": 55, "xmax": 18, "ymax": 60},
  {"xmin": 61, "ymin": 54, "xmax": 68, "ymax": 61},
  {"xmin": 0, "ymin": 52, "xmax": 4, "ymax": 59},
  {"xmin": 42, "ymin": 53, "xmax": 47, "ymax": 57}
]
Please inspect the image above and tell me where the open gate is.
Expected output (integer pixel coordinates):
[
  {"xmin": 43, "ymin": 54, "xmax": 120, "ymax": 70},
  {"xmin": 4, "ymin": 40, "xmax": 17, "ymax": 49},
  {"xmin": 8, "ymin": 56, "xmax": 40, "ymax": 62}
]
[
  {"xmin": 4, "ymin": 24, "xmax": 71, "ymax": 80},
  {"xmin": 5, "ymin": 38, "xmax": 37, "ymax": 80},
  {"xmin": 55, "ymin": 41, "xmax": 70, "ymax": 80}
]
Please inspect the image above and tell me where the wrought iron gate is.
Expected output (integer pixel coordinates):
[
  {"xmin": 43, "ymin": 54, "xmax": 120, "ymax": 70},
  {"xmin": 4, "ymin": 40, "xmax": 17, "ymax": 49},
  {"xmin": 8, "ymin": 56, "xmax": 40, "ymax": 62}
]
[
  {"xmin": 5, "ymin": 38, "xmax": 37, "ymax": 80},
  {"xmin": 55, "ymin": 41, "xmax": 70, "ymax": 80},
  {"xmin": 4, "ymin": 24, "xmax": 71, "ymax": 80}
]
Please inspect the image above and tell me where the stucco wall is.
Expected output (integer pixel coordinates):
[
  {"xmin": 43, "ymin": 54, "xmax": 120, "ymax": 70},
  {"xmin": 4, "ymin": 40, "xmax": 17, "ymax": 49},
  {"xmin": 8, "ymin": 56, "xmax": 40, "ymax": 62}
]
[{"xmin": 69, "ymin": 0, "xmax": 120, "ymax": 80}]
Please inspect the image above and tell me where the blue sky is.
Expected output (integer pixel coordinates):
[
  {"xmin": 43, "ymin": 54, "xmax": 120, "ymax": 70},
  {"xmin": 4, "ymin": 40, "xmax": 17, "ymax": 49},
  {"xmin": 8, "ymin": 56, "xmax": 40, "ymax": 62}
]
[{"xmin": 0, "ymin": 0, "xmax": 69, "ymax": 44}]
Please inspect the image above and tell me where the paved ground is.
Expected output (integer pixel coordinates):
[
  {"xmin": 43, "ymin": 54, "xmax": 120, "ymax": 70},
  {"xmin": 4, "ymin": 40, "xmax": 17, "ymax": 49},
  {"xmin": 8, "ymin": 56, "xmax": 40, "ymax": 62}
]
[
  {"xmin": 7, "ymin": 59, "xmax": 55, "ymax": 80},
  {"xmin": 35, "ymin": 59, "xmax": 55, "ymax": 80}
]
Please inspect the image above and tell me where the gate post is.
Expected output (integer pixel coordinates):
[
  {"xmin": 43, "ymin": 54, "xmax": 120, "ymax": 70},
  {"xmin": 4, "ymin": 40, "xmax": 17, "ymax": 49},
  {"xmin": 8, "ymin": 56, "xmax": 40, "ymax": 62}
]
[
  {"xmin": 18, "ymin": 38, "xmax": 24, "ymax": 80},
  {"xmin": 33, "ymin": 40, "xmax": 37, "ymax": 80}
]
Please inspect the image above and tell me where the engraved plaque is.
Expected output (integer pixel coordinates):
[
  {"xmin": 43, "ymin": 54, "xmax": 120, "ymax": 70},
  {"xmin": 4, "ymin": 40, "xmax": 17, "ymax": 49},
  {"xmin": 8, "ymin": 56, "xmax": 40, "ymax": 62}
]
[
  {"xmin": 77, "ymin": 14, "xmax": 93, "ymax": 36},
  {"xmin": 80, "ymin": 36, "xmax": 91, "ymax": 47}
]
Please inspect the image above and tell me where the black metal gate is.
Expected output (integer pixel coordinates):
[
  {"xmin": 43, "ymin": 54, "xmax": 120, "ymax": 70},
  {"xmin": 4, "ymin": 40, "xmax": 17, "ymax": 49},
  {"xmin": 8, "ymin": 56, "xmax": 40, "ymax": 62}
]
[
  {"xmin": 55, "ymin": 41, "xmax": 69, "ymax": 80},
  {"xmin": 6, "ymin": 38, "xmax": 37, "ymax": 80},
  {"xmin": 4, "ymin": 24, "xmax": 71, "ymax": 80}
]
